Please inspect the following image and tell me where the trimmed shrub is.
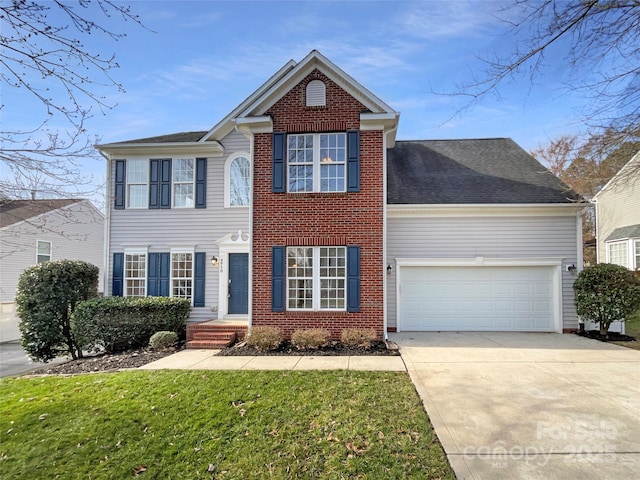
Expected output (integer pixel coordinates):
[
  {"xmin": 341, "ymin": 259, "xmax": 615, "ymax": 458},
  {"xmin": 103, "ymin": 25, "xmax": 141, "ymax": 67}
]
[
  {"xmin": 149, "ymin": 331, "xmax": 179, "ymax": 350},
  {"xmin": 341, "ymin": 328, "xmax": 377, "ymax": 349},
  {"xmin": 73, "ymin": 296, "xmax": 190, "ymax": 352},
  {"xmin": 574, "ymin": 263, "xmax": 640, "ymax": 336},
  {"xmin": 246, "ymin": 326, "xmax": 283, "ymax": 352},
  {"xmin": 16, "ymin": 260, "xmax": 99, "ymax": 362},
  {"xmin": 291, "ymin": 328, "xmax": 330, "ymax": 350}
]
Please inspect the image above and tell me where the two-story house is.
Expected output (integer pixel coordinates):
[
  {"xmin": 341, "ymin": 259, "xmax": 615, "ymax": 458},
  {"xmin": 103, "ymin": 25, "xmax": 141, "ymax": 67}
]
[{"xmin": 97, "ymin": 51, "xmax": 583, "ymax": 346}]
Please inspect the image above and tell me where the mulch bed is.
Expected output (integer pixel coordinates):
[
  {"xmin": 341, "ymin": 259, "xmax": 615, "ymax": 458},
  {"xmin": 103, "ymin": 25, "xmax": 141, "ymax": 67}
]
[
  {"xmin": 217, "ymin": 340, "xmax": 400, "ymax": 357},
  {"xmin": 26, "ymin": 347, "xmax": 182, "ymax": 376},
  {"xmin": 575, "ymin": 330, "xmax": 636, "ymax": 343}
]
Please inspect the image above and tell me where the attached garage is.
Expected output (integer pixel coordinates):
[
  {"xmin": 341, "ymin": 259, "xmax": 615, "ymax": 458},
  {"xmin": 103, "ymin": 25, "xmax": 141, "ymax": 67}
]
[{"xmin": 396, "ymin": 261, "xmax": 561, "ymax": 332}]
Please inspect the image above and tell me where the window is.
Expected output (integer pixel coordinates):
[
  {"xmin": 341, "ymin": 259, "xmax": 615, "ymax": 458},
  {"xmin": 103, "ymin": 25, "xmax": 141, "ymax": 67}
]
[
  {"xmin": 125, "ymin": 252, "xmax": 147, "ymax": 297},
  {"xmin": 288, "ymin": 133, "xmax": 346, "ymax": 192},
  {"xmin": 635, "ymin": 240, "xmax": 640, "ymax": 270},
  {"xmin": 229, "ymin": 155, "xmax": 251, "ymax": 206},
  {"xmin": 172, "ymin": 158, "xmax": 195, "ymax": 207},
  {"xmin": 36, "ymin": 240, "xmax": 51, "ymax": 263},
  {"xmin": 171, "ymin": 252, "xmax": 193, "ymax": 300},
  {"xmin": 608, "ymin": 242, "xmax": 628, "ymax": 268},
  {"xmin": 287, "ymin": 247, "xmax": 345, "ymax": 310},
  {"xmin": 126, "ymin": 159, "xmax": 148, "ymax": 208}
]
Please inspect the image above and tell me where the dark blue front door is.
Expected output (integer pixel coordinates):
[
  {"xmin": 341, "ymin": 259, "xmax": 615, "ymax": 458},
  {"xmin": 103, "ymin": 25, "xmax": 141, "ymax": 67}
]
[{"xmin": 228, "ymin": 253, "xmax": 248, "ymax": 314}]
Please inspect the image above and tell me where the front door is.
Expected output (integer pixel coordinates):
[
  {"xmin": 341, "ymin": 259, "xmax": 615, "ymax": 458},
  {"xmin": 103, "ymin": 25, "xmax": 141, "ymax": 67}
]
[{"xmin": 228, "ymin": 253, "xmax": 248, "ymax": 314}]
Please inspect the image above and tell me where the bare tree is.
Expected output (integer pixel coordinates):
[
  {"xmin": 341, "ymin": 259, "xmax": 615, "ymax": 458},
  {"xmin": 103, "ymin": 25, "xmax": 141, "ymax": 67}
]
[
  {"xmin": 454, "ymin": 1, "xmax": 639, "ymax": 142},
  {"xmin": 0, "ymin": 0, "xmax": 146, "ymax": 200}
]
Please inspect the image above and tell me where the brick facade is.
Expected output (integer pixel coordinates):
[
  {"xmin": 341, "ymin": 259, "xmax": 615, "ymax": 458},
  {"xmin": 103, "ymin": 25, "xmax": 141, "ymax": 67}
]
[{"xmin": 251, "ymin": 70, "xmax": 385, "ymax": 338}]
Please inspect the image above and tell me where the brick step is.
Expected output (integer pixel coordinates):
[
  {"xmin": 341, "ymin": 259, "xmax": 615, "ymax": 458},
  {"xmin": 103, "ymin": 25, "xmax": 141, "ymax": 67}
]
[
  {"xmin": 192, "ymin": 331, "xmax": 236, "ymax": 341},
  {"xmin": 186, "ymin": 339, "xmax": 234, "ymax": 349}
]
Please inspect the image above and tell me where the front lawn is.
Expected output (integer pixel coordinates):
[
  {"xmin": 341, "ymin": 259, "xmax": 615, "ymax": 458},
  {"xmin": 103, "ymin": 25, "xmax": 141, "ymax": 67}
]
[{"xmin": 0, "ymin": 370, "xmax": 454, "ymax": 479}]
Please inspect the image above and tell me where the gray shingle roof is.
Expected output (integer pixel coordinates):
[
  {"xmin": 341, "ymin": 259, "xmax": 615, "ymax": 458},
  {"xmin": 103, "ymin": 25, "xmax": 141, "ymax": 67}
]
[
  {"xmin": 387, "ymin": 138, "xmax": 580, "ymax": 204},
  {"xmin": 0, "ymin": 199, "xmax": 81, "ymax": 228},
  {"xmin": 606, "ymin": 224, "xmax": 640, "ymax": 241},
  {"xmin": 104, "ymin": 131, "xmax": 208, "ymax": 145}
]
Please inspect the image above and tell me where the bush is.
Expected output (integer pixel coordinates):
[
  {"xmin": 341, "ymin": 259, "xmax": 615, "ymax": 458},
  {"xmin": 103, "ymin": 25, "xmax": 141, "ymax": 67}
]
[
  {"xmin": 341, "ymin": 328, "xmax": 378, "ymax": 349},
  {"xmin": 73, "ymin": 296, "xmax": 190, "ymax": 352},
  {"xmin": 149, "ymin": 331, "xmax": 179, "ymax": 350},
  {"xmin": 574, "ymin": 263, "xmax": 640, "ymax": 336},
  {"xmin": 291, "ymin": 328, "xmax": 330, "ymax": 350},
  {"xmin": 246, "ymin": 326, "xmax": 283, "ymax": 351},
  {"xmin": 16, "ymin": 260, "xmax": 99, "ymax": 362}
]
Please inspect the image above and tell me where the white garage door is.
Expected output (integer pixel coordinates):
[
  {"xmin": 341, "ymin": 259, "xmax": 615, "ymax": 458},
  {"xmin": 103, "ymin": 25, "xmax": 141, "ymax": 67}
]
[{"xmin": 399, "ymin": 265, "xmax": 556, "ymax": 331}]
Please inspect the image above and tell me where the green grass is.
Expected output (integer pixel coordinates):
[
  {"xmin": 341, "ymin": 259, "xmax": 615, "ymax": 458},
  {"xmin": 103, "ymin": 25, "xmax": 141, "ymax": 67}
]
[
  {"xmin": 0, "ymin": 371, "xmax": 454, "ymax": 479},
  {"xmin": 625, "ymin": 309, "xmax": 640, "ymax": 338}
]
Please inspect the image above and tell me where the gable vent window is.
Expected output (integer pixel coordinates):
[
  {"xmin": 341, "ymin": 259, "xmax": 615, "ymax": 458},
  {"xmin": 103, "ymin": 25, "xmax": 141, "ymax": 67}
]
[{"xmin": 306, "ymin": 80, "xmax": 326, "ymax": 107}]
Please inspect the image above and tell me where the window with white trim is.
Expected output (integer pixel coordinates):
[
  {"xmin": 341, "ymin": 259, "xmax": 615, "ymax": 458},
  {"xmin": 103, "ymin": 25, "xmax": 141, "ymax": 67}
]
[
  {"xmin": 171, "ymin": 252, "xmax": 193, "ymax": 300},
  {"xmin": 127, "ymin": 159, "xmax": 148, "ymax": 208},
  {"xmin": 172, "ymin": 158, "xmax": 195, "ymax": 207},
  {"xmin": 287, "ymin": 247, "xmax": 346, "ymax": 310},
  {"xmin": 229, "ymin": 155, "xmax": 251, "ymax": 206},
  {"xmin": 125, "ymin": 251, "xmax": 147, "ymax": 297},
  {"xmin": 635, "ymin": 240, "xmax": 640, "ymax": 270},
  {"xmin": 607, "ymin": 242, "xmax": 628, "ymax": 268},
  {"xmin": 288, "ymin": 133, "xmax": 346, "ymax": 192},
  {"xmin": 36, "ymin": 240, "xmax": 51, "ymax": 263}
]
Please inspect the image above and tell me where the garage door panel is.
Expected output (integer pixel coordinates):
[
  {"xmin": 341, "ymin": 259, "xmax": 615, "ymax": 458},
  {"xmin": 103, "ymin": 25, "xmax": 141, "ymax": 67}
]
[{"xmin": 399, "ymin": 265, "xmax": 556, "ymax": 332}]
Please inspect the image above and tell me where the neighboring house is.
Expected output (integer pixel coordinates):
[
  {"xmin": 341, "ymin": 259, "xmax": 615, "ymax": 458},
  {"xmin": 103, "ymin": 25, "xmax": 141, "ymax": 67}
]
[
  {"xmin": 97, "ymin": 50, "xmax": 584, "ymax": 341},
  {"xmin": 593, "ymin": 151, "xmax": 640, "ymax": 270},
  {"xmin": 0, "ymin": 199, "xmax": 104, "ymax": 342}
]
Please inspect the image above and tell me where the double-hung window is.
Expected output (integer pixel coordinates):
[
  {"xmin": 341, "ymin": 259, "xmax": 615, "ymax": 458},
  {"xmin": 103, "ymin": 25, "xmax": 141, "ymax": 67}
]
[
  {"xmin": 635, "ymin": 240, "xmax": 640, "ymax": 270},
  {"xmin": 172, "ymin": 158, "xmax": 195, "ymax": 208},
  {"xmin": 287, "ymin": 247, "xmax": 346, "ymax": 310},
  {"xmin": 171, "ymin": 251, "xmax": 193, "ymax": 300},
  {"xmin": 607, "ymin": 242, "xmax": 628, "ymax": 268},
  {"xmin": 125, "ymin": 251, "xmax": 147, "ymax": 297},
  {"xmin": 127, "ymin": 159, "xmax": 148, "ymax": 208},
  {"xmin": 288, "ymin": 133, "xmax": 346, "ymax": 192},
  {"xmin": 36, "ymin": 240, "xmax": 51, "ymax": 263}
]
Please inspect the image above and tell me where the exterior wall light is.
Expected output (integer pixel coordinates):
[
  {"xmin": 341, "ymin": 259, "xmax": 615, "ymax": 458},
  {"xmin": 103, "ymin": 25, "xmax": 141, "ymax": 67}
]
[
  {"xmin": 211, "ymin": 256, "xmax": 219, "ymax": 268},
  {"xmin": 387, "ymin": 264, "xmax": 392, "ymax": 275}
]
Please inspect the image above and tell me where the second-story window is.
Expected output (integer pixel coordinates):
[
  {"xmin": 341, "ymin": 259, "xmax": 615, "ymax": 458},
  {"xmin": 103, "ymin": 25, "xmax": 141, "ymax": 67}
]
[
  {"xmin": 172, "ymin": 158, "xmax": 195, "ymax": 208},
  {"xmin": 229, "ymin": 156, "xmax": 251, "ymax": 206},
  {"xmin": 127, "ymin": 159, "xmax": 148, "ymax": 208},
  {"xmin": 288, "ymin": 133, "xmax": 346, "ymax": 193}
]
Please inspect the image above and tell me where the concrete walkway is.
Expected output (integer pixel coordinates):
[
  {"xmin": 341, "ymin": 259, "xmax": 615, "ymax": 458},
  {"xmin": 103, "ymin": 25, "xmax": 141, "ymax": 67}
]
[
  {"xmin": 140, "ymin": 349, "xmax": 406, "ymax": 371},
  {"xmin": 390, "ymin": 332, "xmax": 640, "ymax": 480}
]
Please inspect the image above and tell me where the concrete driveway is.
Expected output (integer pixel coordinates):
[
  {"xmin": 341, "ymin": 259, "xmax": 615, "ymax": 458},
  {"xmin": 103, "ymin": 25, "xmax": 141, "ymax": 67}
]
[
  {"xmin": 0, "ymin": 342, "xmax": 68, "ymax": 378},
  {"xmin": 390, "ymin": 332, "xmax": 640, "ymax": 480}
]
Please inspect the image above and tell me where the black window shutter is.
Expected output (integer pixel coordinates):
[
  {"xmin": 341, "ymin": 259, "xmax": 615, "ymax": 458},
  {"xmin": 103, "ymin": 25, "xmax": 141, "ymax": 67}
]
[
  {"xmin": 193, "ymin": 252, "xmax": 206, "ymax": 307},
  {"xmin": 272, "ymin": 246, "xmax": 285, "ymax": 311},
  {"xmin": 346, "ymin": 246, "xmax": 360, "ymax": 312},
  {"xmin": 195, "ymin": 157, "xmax": 207, "ymax": 208},
  {"xmin": 272, "ymin": 133, "xmax": 286, "ymax": 193},
  {"xmin": 114, "ymin": 160, "xmax": 126, "ymax": 209},
  {"xmin": 148, "ymin": 253, "xmax": 170, "ymax": 296},
  {"xmin": 346, "ymin": 130, "xmax": 360, "ymax": 192},
  {"xmin": 160, "ymin": 159, "xmax": 172, "ymax": 208},
  {"xmin": 149, "ymin": 159, "xmax": 160, "ymax": 209},
  {"xmin": 112, "ymin": 252, "xmax": 124, "ymax": 296}
]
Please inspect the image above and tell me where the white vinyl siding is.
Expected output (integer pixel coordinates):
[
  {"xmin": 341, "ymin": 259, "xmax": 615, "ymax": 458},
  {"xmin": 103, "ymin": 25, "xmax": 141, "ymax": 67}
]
[
  {"xmin": 387, "ymin": 214, "xmax": 579, "ymax": 331},
  {"xmin": 108, "ymin": 130, "xmax": 250, "ymax": 322}
]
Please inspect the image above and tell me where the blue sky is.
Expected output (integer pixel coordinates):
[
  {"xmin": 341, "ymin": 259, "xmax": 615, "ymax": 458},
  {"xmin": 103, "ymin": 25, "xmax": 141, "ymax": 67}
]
[{"xmin": 6, "ymin": 0, "xmax": 590, "ymax": 195}]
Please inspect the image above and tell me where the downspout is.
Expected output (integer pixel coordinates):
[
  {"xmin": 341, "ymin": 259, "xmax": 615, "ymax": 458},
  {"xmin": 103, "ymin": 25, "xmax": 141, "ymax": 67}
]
[
  {"xmin": 382, "ymin": 121, "xmax": 398, "ymax": 341},
  {"xmin": 592, "ymin": 197, "xmax": 600, "ymax": 264},
  {"xmin": 98, "ymin": 149, "xmax": 111, "ymax": 297}
]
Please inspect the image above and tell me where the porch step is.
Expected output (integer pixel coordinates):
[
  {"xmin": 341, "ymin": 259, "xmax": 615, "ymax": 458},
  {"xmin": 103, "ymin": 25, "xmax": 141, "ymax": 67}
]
[{"xmin": 186, "ymin": 321, "xmax": 248, "ymax": 350}]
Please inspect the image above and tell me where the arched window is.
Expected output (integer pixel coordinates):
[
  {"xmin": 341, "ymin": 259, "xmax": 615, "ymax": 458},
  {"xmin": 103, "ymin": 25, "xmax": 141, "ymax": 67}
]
[
  {"xmin": 306, "ymin": 79, "xmax": 326, "ymax": 107},
  {"xmin": 227, "ymin": 154, "xmax": 251, "ymax": 206}
]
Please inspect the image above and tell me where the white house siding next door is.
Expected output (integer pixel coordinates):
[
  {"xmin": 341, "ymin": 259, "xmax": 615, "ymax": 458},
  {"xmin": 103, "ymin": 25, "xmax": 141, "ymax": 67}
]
[{"xmin": 398, "ymin": 266, "xmax": 556, "ymax": 331}]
